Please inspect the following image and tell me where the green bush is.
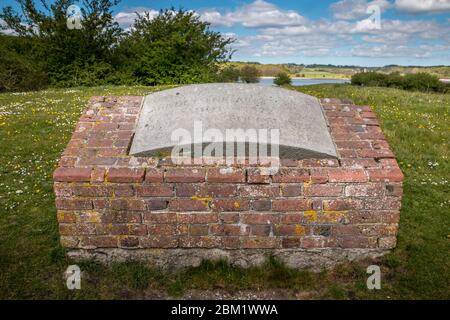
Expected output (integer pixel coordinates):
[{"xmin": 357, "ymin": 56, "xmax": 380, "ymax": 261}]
[
  {"xmin": 0, "ymin": 45, "xmax": 47, "ymax": 92},
  {"xmin": 351, "ymin": 71, "xmax": 447, "ymax": 93},
  {"xmin": 119, "ymin": 9, "xmax": 233, "ymax": 86},
  {"xmin": 240, "ymin": 66, "xmax": 261, "ymax": 83},
  {"xmin": 351, "ymin": 72, "xmax": 388, "ymax": 87},
  {"xmin": 216, "ymin": 66, "xmax": 240, "ymax": 83},
  {"xmin": 273, "ymin": 72, "xmax": 292, "ymax": 86}
]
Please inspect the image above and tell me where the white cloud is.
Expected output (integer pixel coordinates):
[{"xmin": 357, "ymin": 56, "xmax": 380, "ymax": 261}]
[
  {"xmin": 114, "ymin": 8, "xmax": 159, "ymax": 27},
  {"xmin": 0, "ymin": 18, "xmax": 16, "ymax": 35},
  {"xmin": 113, "ymin": 1, "xmax": 449, "ymax": 61},
  {"xmin": 330, "ymin": 0, "xmax": 391, "ymax": 20},
  {"xmin": 395, "ymin": 0, "xmax": 450, "ymax": 14},
  {"xmin": 200, "ymin": 0, "xmax": 306, "ymax": 28}
]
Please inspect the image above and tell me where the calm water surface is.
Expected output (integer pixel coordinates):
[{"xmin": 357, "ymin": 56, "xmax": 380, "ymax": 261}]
[{"xmin": 258, "ymin": 78, "xmax": 350, "ymax": 86}]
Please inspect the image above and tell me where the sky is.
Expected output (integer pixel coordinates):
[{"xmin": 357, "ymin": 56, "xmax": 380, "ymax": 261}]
[{"xmin": 1, "ymin": 0, "xmax": 450, "ymax": 66}]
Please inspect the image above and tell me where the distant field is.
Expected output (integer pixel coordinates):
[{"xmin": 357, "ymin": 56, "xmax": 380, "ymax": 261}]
[
  {"xmin": 227, "ymin": 62, "xmax": 450, "ymax": 80},
  {"xmin": 0, "ymin": 84, "xmax": 448, "ymax": 299}
]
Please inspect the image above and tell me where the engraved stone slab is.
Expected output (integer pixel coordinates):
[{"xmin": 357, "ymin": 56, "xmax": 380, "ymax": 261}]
[{"xmin": 130, "ymin": 83, "xmax": 338, "ymax": 159}]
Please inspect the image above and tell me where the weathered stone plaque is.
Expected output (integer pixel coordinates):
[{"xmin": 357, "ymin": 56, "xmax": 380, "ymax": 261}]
[{"xmin": 129, "ymin": 83, "xmax": 338, "ymax": 159}]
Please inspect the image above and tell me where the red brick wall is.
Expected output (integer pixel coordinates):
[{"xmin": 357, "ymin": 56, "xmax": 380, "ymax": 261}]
[{"xmin": 53, "ymin": 96, "xmax": 403, "ymax": 252}]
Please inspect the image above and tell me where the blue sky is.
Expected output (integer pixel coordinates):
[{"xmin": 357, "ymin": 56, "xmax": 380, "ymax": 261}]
[{"xmin": 2, "ymin": 0, "xmax": 450, "ymax": 66}]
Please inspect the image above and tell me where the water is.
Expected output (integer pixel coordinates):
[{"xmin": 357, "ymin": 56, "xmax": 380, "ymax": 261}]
[{"xmin": 257, "ymin": 78, "xmax": 350, "ymax": 86}]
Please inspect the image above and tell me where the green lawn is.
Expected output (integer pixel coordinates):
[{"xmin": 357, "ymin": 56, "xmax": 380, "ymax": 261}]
[{"xmin": 0, "ymin": 84, "xmax": 448, "ymax": 299}]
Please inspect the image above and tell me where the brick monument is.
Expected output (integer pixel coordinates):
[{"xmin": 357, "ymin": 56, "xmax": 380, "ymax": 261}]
[{"xmin": 53, "ymin": 84, "xmax": 403, "ymax": 270}]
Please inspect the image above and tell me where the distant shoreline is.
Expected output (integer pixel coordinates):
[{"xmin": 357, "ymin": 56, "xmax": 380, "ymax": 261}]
[{"xmin": 260, "ymin": 76, "xmax": 351, "ymax": 81}]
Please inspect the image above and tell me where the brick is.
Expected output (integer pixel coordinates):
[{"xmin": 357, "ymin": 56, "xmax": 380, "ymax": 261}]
[
  {"xmin": 328, "ymin": 169, "xmax": 368, "ymax": 182},
  {"xmin": 177, "ymin": 213, "xmax": 218, "ymax": 224},
  {"xmin": 119, "ymin": 236, "xmax": 140, "ymax": 248},
  {"xmin": 301, "ymin": 159, "xmax": 339, "ymax": 167},
  {"xmin": 77, "ymin": 211, "xmax": 102, "ymax": 223},
  {"xmin": 111, "ymin": 224, "xmax": 147, "ymax": 236},
  {"xmin": 211, "ymin": 199, "xmax": 249, "ymax": 212},
  {"xmin": 147, "ymin": 224, "xmax": 178, "ymax": 236},
  {"xmin": 281, "ymin": 185, "xmax": 302, "ymax": 197},
  {"xmin": 323, "ymin": 199, "xmax": 363, "ymax": 211},
  {"xmin": 80, "ymin": 236, "xmax": 118, "ymax": 248},
  {"xmin": 136, "ymin": 184, "xmax": 173, "ymax": 197},
  {"xmin": 281, "ymin": 237, "xmax": 301, "ymax": 248},
  {"xmin": 57, "ymin": 211, "xmax": 77, "ymax": 223},
  {"xmin": 368, "ymin": 169, "xmax": 404, "ymax": 182},
  {"xmin": 378, "ymin": 236, "xmax": 397, "ymax": 249},
  {"xmin": 251, "ymin": 200, "xmax": 271, "ymax": 211},
  {"xmin": 189, "ymin": 224, "xmax": 209, "ymax": 236},
  {"xmin": 145, "ymin": 199, "xmax": 169, "ymax": 210},
  {"xmin": 186, "ymin": 185, "xmax": 238, "ymax": 198},
  {"xmin": 313, "ymin": 226, "xmax": 332, "ymax": 237},
  {"xmin": 91, "ymin": 168, "xmax": 106, "ymax": 183},
  {"xmin": 58, "ymin": 156, "xmax": 78, "ymax": 168},
  {"xmin": 345, "ymin": 184, "xmax": 384, "ymax": 197},
  {"xmin": 219, "ymin": 213, "xmax": 240, "ymax": 224},
  {"xmin": 170, "ymin": 199, "xmax": 209, "ymax": 211},
  {"xmin": 272, "ymin": 168, "xmax": 310, "ymax": 183},
  {"xmin": 210, "ymin": 224, "xmax": 243, "ymax": 236},
  {"xmin": 60, "ymin": 236, "xmax": 79, "ymax": 248},
  {"xmin": 339, "ymin": 236, "xmax": 377, "ymax": 248},
  {"xmin": 59, "ymin": 224, "xmax": 96, "ymax": 236},
  {"xmin": 310, "ymin": 169, "xmax": 328, "ymax": 183},
  {"xmin": 113, "ymin": 184, "xmax": 135, "ymax": 197},
  {"xmin": 140, "ymin": 236, "xmax": 178, "ymax": 248},
  {"xmin": 55, "ymin": 199, "xmax": 93, "ymax": 210},
  {"xmin": 165, "ymin": 168, "xmax": 205, "ymax": 182},
  {"xmin": 110, "ymin": 199, "xmax": 146, "ymax": 211},
  {"xmin": 73, "ymin": 185, "xmax": 111, "ymax": 197},
  {"xmin": 101, "ymin": 211, "xmax": 141, "ymax": 224},
  {"xmin": 335, "ymin": 141, "xmax": 371, "ymax": 149},
  {"xmin": 222, "ymin": 237, "xmax": 240, "ymax": 249},
  {"xmin": 240, "ymin": 213, "xmax": 280, "ymax": 224},
  {"xmin": 250, "ymin": 224, "xmax": 272, "ymax": 236},
  {"xmin": 143, "ymin": 212, "xmax": 177, "ymax": 224},
  {"xmin": 340, "ymin": 158, "xmax": 378, "ymax": 169},
  {"xmin": 386, "ymin": 183, "xmax": 403, "ymax": 196},
  {"xmin": 300, "ymin": 237, "xmax": 325, "ymax": 248},
  {"xmin": 207, "ymin": 168, "xmax": 245, "ymax": 183},
  {"xmin": 247, "ymin": 168, "xmax": 271, "ymax": 184},
  {"xmin": 179, "ymin": 236, "xmax": 220, "ymax": 248},
  {"xmin": 280, "ymin": 213, "xmax": 306, "ymax": 224},
  {"xmin": 107, "ymin": 168, "xmax": 145, "ymax": 183},
  {"xmin": 175, "ymin": 184, "xmax": 198, "ymax": 197},
  {"xmin": 239, "ymin": 185, "xmax": 279, "ymax": 198},
  {"xmin": 304, "ymin": 184, "xmax": 343, "ymax": 197},
  {"xmin": 272, "ymin": 199, "xmax": 311, "ymax": 211},
  {"xmin": 54, "ymin": 167, "xmax": 92, "ymax": 182},
  {"xmin": 357, "ymin": 149, "xmax": 394, "ymax": 159},
  {"xmin": 241, "ymin": 238, "xmax": 279, "ymax": 249},
  {"xmin": 275, "ymin": 224, "xmax": 309, "ymax": 236},
  {"xmin": 54, "ymin": 183, "xmax": 73, "ymax": 197},
  {"xmin": 144, "ymin": 168, "xmax": 164, "ymax": 182}
]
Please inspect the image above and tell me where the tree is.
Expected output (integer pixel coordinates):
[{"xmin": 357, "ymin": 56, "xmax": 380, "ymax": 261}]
[
  {"xmin": 1, "ymin": 0, "xmax": 122, "ymax": 86},
  {"xmin": 240, "ymin": 65, "xmax": 260, "ymax": 83},
  {"xmin": 273, "ymin": 72, "xmax": 291, "ymax": 86},
  {"xmin": 216, "ymin": 66, "xmax": 240, "ymax": 83},
  {"xmin": 118, "ymin": 9, "xmax": 234, "ymax": 86}
]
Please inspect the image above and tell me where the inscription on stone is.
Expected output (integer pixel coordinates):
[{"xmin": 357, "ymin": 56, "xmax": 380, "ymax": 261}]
[{"xmin": 130, "ymin": 83, "xmax": 338, "ymax": 159}]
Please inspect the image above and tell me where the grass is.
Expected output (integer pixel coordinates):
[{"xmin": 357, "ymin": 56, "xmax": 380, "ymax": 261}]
[{"xmin": 0, "ymin": 84, "xmax": 448, "ymax": 299}]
